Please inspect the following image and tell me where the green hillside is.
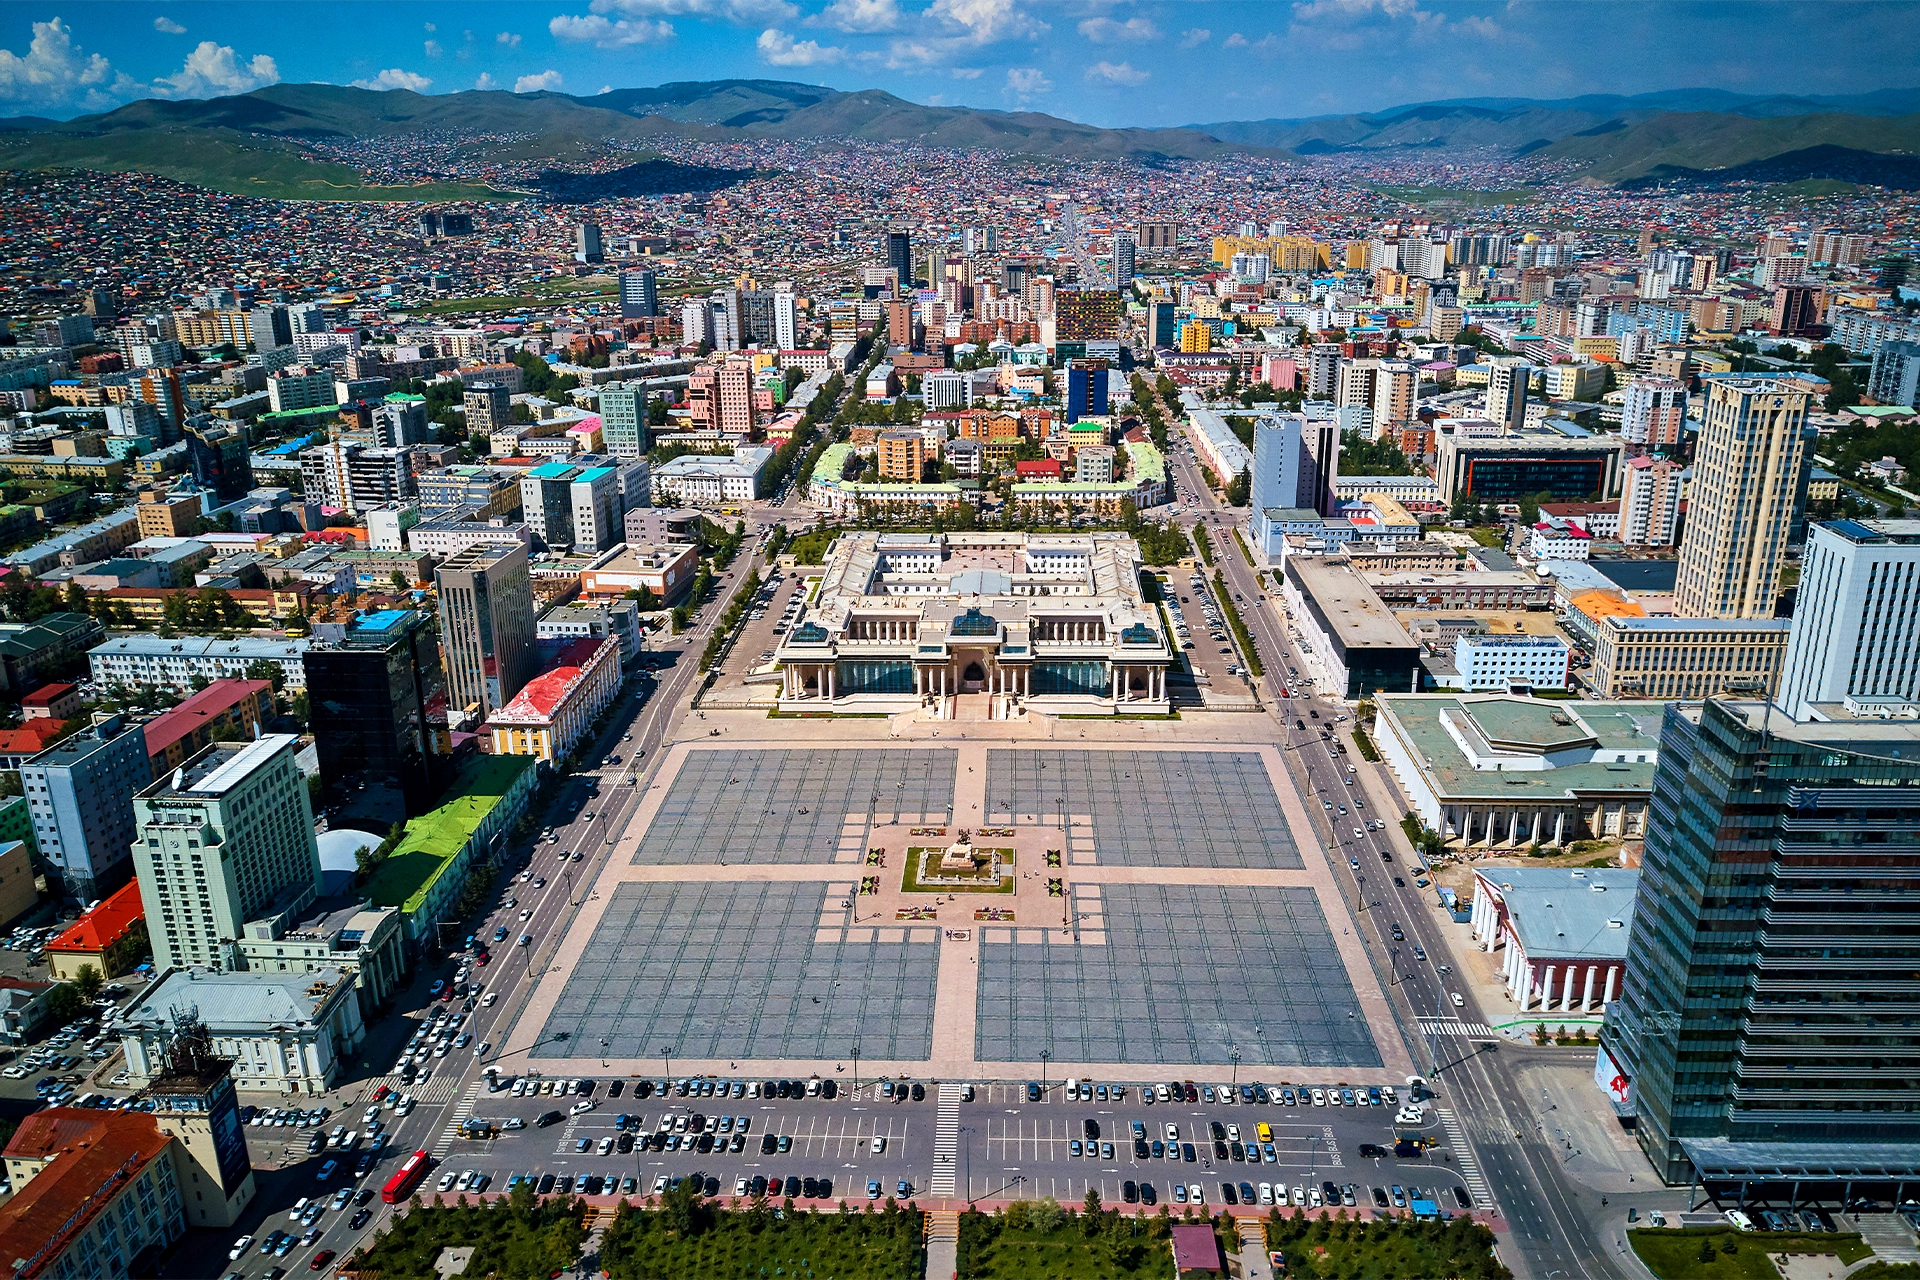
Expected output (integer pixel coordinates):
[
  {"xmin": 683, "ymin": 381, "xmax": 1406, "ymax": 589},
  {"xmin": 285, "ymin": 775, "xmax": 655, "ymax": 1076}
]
[
  {"xmin": 1542, "ymin": 111, "xmax": 1920, "ymax": 182},
  {"xmin": 0, "ymin": 126, "xmax": 518, "ymax": 200}
]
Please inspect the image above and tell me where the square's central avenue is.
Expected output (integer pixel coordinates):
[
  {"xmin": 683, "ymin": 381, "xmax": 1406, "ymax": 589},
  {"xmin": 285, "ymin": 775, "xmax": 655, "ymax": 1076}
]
[{"xmin": 506, "ymin": 740, "xmax": 1410, "ymax": 1081}]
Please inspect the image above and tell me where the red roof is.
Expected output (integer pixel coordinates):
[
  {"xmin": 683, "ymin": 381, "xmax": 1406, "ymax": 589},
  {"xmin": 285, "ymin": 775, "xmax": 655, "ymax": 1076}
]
[
  {"xmin": 1170, "ymin": 1224, "xmax": 1222, "ymax": 1272},
  {"xmin": 19, "ymin": 683, "xmax": 75, "ymax": 709},
  {"xmin": 1015, "ymin": 459, "xmax": 1062, "ymax": 479},
  {"xmin": 141, "ymin": 679, "xmax": 272, "ymax": 760},
  {"xmin": 0, "ymin": 1109, "xmax": 173, "ymax": 1277},
  {"xmin": 490, "ymin": 637, "xmax": 614, "ymax": 725},
  {"xmin": 47, "ymin": 880, "xmax": 144, "ymax": 955},
  {"xmin": 0, "ymin": 719, "xmax": 67, "ymax": 758}
]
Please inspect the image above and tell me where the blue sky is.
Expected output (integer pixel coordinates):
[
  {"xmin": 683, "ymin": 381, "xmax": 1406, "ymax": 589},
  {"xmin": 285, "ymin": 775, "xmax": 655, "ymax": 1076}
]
[{"xmin": 2, "ymin": 1, "xmax": 1916, "ymax": 126}]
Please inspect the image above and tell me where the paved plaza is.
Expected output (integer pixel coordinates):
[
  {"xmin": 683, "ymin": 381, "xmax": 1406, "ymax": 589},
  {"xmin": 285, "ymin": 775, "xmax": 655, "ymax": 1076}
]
[{"xmin": 505, "ymin": 740, "xmax": 1411, "ymax": 1082}]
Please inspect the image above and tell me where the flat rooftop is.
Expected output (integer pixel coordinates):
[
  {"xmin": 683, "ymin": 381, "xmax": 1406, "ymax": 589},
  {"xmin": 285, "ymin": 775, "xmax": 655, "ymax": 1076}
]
[
  {"xmin": 1478, "ymin": 866, "xmax": 1638, "ymax": 960},
  {"xmin": 1286, "ymin": 557, "xmax": 1417, "ymax": 651}
]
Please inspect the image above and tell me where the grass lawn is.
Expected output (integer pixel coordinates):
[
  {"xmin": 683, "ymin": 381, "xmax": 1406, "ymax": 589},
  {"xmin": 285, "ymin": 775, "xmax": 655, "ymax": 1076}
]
[
  {"xmin": 1629, "ymin": 1227, "xmax": 1872, "ymax": 1279},
  {"xmin": 1467, "ymin": 526, "xmax": 1509, "ymax": 549},
  {"xmin": 958, "ymin": 1200, "xmax": 1208, "ymax": 1278},
  {"xmin": 1264, "ymin": 1211, "xmax": 1511, "ymax": 1279},
  {"xmin": 348, "ymin": 1191, "xmax": 586, "ymax": 1278},
  {"xmin": 600, "ymin": 1191, "xmax": 925, "ymax": 1280},
  {"xmin": 901, "ymin": 848, "xmax": 1015, "ymax": 894}
]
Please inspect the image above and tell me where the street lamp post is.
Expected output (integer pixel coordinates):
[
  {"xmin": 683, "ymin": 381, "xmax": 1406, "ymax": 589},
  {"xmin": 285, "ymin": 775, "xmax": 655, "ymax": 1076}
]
[
  {"xmin": 1230, "ymin": 1047, "xmax": 1240, "ymax": 1087},
  {"xmin": 1040, "ymin": 1049, "xmax": 1050, "ymax": 1096},
  {"xmin": 601, "ymin": 1037, "xmax": 610, "ymax": 1068},
  {"xmin": 662, "ymin": 1046, "xmax": 673, "ymax": 1083},
  {"xmin": 852, "ymin": 1043, "xmax": 861, "ymax": 1098}
]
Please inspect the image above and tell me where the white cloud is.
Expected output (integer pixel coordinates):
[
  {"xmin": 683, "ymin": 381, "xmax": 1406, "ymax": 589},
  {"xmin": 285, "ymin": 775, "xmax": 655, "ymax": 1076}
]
[
  {"xmin": 950, "ymin": 66, "xmax": 982, "ymax": 79},
  {"xmin": 929, "ymin": 0, "xmax": 1046, "ymax": 44},
  {"xmin": 1180, "ymin": 27, "xmax": 1210, "ymax": 47},
  {"xmin": 497, "ymin": 31, "xmax": 522, "ymax": 46},
  {"xmin": 1078, "ymin": 16, "xmax": 1157, "ymax": 43},
  {"xmin": 549, "ymin": 14, "xmax": 675, "ymax": 46},
  {"xmin": 0, "ymin": 17, "xmax": 118, "ymax": 109},
  {"xmin": 813, "ymin": 0, "xmax": 899, "ymax": 33},
  {"xmin": 475, "ymin": 71, "xmax": 499, "ymax": 90},
  {"xmin": 352, "ymin": 68, "xmax": 433, "ymax": 92},
  {"xmin": 1086, "ymin": 60, "xmax": 1148, "ymax": 86},
  {"xmin": 757, "ymin": 28, "xmax": 845, "ymax": 65},
  {"xmin": 589, "ymin": 0, "xmax": 797, "ymax": 24},
  {"xmin": 1003, "ymin": 66, "xmax": 1050, "ymax": 100},
  {"xmin": 424, "ymin": 39, "xmax": 443, "ymax": 58},
  {"xmin": 423, "ymin": 21, "xmax": 436, "ymax": 32},
  {"xmin": 152, "ymin": 16, "xmax": 187, "ymax": 35},
  {"xmin": 1222, "ymin": 31, "xmax": 1249, "ymax": 47},
  {"xmin": 153, "ymin": 41, "xmax": 279, "ymax": 98},
  {"xmin": 515, "ymin": 69, "xmax": 564, "ymax": 93}
]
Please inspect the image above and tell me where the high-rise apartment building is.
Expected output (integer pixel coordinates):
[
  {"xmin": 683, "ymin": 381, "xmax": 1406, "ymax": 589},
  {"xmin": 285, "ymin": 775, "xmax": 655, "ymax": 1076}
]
[
  {"xmin": 681, "ymin": 298, "xmax": 713, "ymax": 347},
  {"xmin": 1619, "ymin": 455, "xmax": 1682, "ymax": 547},
  {"xmin": 303, "ymin": 609, "xmax": 445, "ymax": 818},
  {"xmin": 597, "ymin": 382, "xmax": 650, "ymax": 459},
  {"xmin": 132, "ymin": 734, "xmax": 319, "ymax": 973},
  {"xmin": 1305, "ymin": 344, "xmax": 1341, "ymax": 400},
  {"xmin": 248, "ymin": 304, "xmax": 292, "ymax": 352},
  {"xmin": 267, "ymin": 366, "xmax": 336, "ymax": 414},
  {"xmin": 1672, "ymin": 379, "xmax": 1809, "ymax": 619},
  {"xmin": 885, "ymin": 301, "xmax": 914, "ymax": 351},
  {"xmin": 1371, "ymin": 361, "xmax": 1418, "ymax": 429},
  {"xmin": 1113, "ymin": 232, "xmax": 1136, "ymax": 290},
  {"xmin": 1603, "ymin": 699, "xmax": 1920, "ymax": 1184},
  {"xmin": 1335, "ymin": 358, "xmax": 1377, "ymax": 414},
  {"xmin": 1146, "ymin": 300, "xmax": 1175, "ymax": 349},
  {"xmin": 520, "ymin": 457, "xmax": 647, "ymax": 552},
  {"xmin": 1053, "ymin": 290, "xmax": 1124, "ymax": 342},
  {"xmin": 773, "ymin": 292, "xmax": 799, "ymax": 350},
  {"xmin": 1868, "ymin": 339, "xmax": 1920, "ymax": 408},
  {"xmin": 574, "ymin": 222, "xmax": 603, "ymax": 264},
  {"xmin": 1619, "ymin": 377, "xmax": 1687, "ymax": 449},
  {"xmin": 687, "ymin": 358, "xmax": 757, "ymax": 440},
  {"xmin": 22, "ymin": 715, "xmax": 152, "ymax": 903},
  {"xmin": 1775, "ymin": 517, "xmax": 1920, "ymax": 719},
  {"xmin": 1809, "ymin": 230, "xmax": 1873, "ymax": 267},
  {"xmin": 618, "ymin": 268, "xmax": 657, "ymax": 319},
  {"xmin": 886, "ymin": 230, "xmax": 914, "ymax": 289},
  {"xmin": 1136, "ymin": 221, "xmax": 1179, "ymax": 252},
  {"xmin": 462, "ymin": 382, "xmax": 511, "ymax": 438},
  {"xmin": 1770, "ymin": 283, "xmax": 1823, "ymax": 336},
  {"xmin": 436, "ymin": 542, "xmax": 536, "ymax": 720},
  {"xmin": 1485, "ymin": 360, "xmax": 1530, "ymax": 434},
  {"xmin": 875, "ymin": 431, "xmax": 929, "ymax": 481},
  {"xmin": 186, "ymin": 424, "xmax": 253, "ymax": 502}
]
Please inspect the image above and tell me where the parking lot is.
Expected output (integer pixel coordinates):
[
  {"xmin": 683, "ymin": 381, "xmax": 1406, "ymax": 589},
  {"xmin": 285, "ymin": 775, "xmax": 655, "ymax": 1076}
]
[{"xmin": 700, "ymin": 567, "xmax": 806, "ymax": 704}]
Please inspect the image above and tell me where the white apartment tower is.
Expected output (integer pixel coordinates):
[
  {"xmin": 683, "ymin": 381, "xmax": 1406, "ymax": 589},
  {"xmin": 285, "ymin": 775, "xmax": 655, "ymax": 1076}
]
[
  {"xmin": 1672, "ymin": 379, "xmax": 1810, "ymax": 620},
  {"xmin": 1620, "ymin": 455, "xmax": 1682, "ymax": 547},
  {"xmin": 131, "ymin": 735, "xmax": 323, "ymax": 973},
  {"xmin": 1485, "ymin": 360, "xmax": 1530, "ymax": 434},
  {"xmin": 1620, "ymin": 377, "xmax": 1687, "ymax": 449},
  {"xmin": 1775, "ymin": 518, "xmax": 1920, "ymax": 720}
]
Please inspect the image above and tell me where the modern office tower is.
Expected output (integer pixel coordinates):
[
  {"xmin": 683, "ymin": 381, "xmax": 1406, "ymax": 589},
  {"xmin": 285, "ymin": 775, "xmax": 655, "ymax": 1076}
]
[
  {"xmin": 1619, "ymin": 455, "xmax": 1683, "ymax": 547},
  {"xmin": 186, "ymin": 423, "xmax": 253, "ymax": 502},
  {"xmin": 1305, "ymin": 344, "xmax": 1341, "ymax": 400},
  {"xmin": 1673, "ymin": 379, "xmax": 1809, "ymax": 620},
  {"xmin": 574, "ymin": 222, "xmax": 604, "ymax": 264},
  {"xmin": 597, "ymin": 382, "xmax": 649, "ymax": 458},
  {"xmin": 1249, "ymin": 415, "xmax": 1323, "ymax": 514},
  {"xmin": 1485, "ymin": 360, "xmax": 1530, "ymax": 434},
  {"xmin": 963, "ymin": 226, "xmax": 998, "ymax": 254},
  {"xmin": 436, "ymin": 542, "xmax": 535, "ymax": 721},
  {"xmin": 736, "ymin": 290, "xmax": 777, "ymax": 346},
  {"xmin": 709, "ymin": 287, "xmax": 742, "ymax": 352},
  {"xmin": 519, "ymin": 456, "xmax": 644, "ymax": 552},
  {"xmin": 1054, "ymin": 290, "xmax": 1124, "ymax": 342},
  {"xmin": 463, "ymin": 382, "xmax": 512, "ymax": 436},
  {"xmin": 886, "ymin": 230, "xmax": 914, "ymax": 289},
  {"xmin": 440, "ymin": 213, "xmax": 473, "ymax": 236},
  {"xmin": 417, "ymin": 211, "xmax": 442, "ymax": 238},
  {"xmin": 681, "ymin": 297, "xmax": 713, "ymax": 347},
  {"xmin": 1146, "ymin": 300, "xmax": 1175, "ymax": 348},
  {"xmin": 1620, "ymin": 377, "xmax": 1688, "ymax": 449},
  {"xmin": 773, "ymin": 292, "xmax": 798, "ymax": 350},
  {"xmin": 248, "ymin": 304, "xmax": 292, "ymax": 352},
  {"xmin": 618, "ymin": 268, "xmax": 658, "ymax": 319},
  {"xmin": 372, "ymin": 394, "xmax": 431, "ymax": 448},
  {"xmin": 1111, "ymin": 232, "xmax": 1136, "ymax": 291},
  {"xmin": 1002, "ymin": 259, "xmax": 1031, "ymax": 297},
  {"xmin": 21, "ymin": 715, "xmax": 152, "ymax": 903},
  {"xmin": 1065, "ymin": 360, "xmax": 1109, "ymax": 424},
  {"xmin": 1603, "ymin": 699, "xmax": 1920, "ymax": 1185},
  {"xmin": 1775, "ymin": 518, "xmax": 1920, "ymax": 719},
  {"xmin": 132, "ymin": 734, "xmax": 320, "ymax": 973},
  {"xmin": 303, "ymin": 609, "xmax": 445, "ymax": 818},
  {"xmin": 1869, "ymin": 339, "xmax": 1920, "ymax": 408}
]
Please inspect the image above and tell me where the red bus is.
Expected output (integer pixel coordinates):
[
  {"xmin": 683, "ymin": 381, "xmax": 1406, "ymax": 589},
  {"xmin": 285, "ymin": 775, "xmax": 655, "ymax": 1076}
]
[{"xmin": 381, "ymin": 1150, "xmax": 432, "ymax": 1204}]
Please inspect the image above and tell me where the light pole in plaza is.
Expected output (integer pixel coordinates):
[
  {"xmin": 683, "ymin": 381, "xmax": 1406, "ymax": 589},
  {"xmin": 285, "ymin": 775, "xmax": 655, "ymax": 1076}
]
[
  {"xmin": 852, "ymin": 1042, "xmax": 861, "ymax": 1098},
  {"xmin": 662, "ymin": 1046, "xmax": 673, "ymax": 1083},
  {"xmin": 601, "ymin": 1037, "xmax": 610, "ymax": 1069},
  {"xmin": 1040, "ymin": 1048, "xmax": 1050, "ymax": 1096},
  {"xmin": 1230, "ymin": 1046, "xmax": 1241, "ymax": 1088}
]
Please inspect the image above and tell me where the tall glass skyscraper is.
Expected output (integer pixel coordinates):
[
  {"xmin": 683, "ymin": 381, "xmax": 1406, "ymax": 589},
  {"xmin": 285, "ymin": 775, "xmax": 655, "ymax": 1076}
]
[{"xmin": 1604, "ymin": 699, "xmax": 1920, "ymax": 1184}]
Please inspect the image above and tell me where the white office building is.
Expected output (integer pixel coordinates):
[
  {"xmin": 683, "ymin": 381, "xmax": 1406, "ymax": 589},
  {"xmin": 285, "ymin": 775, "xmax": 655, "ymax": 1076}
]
[
  {"xmin": 650, "ymin": 446, "xmax": 771, "ymax": 507},
  {"xmin": 116, "ymin": 966, "xmax": 364, "ymax": 1095},
  {"xmin": 1451, "ymin": 635, "xmax": 1571, "ymax": 691},
  {"xmin": 1776, "ymin": 517, "xmax": 1920, "ymax": 720},
  {"xmin": 89, "ymin": 635, "xmax": 312, "ymax": 693}
]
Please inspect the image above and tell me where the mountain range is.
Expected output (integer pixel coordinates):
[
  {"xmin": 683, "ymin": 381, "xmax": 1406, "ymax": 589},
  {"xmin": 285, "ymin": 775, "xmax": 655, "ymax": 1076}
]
[{"xmin": 2, "ymin": 79, "xmax": 1918, "ymax": 198}]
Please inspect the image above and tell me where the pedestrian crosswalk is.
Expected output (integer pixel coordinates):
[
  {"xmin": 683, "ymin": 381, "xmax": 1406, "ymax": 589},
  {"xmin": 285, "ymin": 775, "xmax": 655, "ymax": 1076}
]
[
  {"xmin": 374, "ymin": 1075, "xmax": 461, "ymax": 1106},
  {"xmin": 431, "ymin": 1082, "xmax": 482, "ymax": 1160},
  {"xmin": 929, "ymin": 1084, "xmax": 961, "ymax": 1196},
  {"xmin": 1418, "ymin": 1017, "xmax": 1497, "ymax": 1039},
  {"xmin": 1437, "ymin": 1107, "xmax": 1492, "ymax": 1209}
]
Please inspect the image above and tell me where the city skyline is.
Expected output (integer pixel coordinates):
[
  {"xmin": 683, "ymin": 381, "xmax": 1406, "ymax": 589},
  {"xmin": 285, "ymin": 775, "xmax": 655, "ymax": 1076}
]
[{"xmin": 4, "ymin": 1, "xmax": 1920, "ymax": 125}]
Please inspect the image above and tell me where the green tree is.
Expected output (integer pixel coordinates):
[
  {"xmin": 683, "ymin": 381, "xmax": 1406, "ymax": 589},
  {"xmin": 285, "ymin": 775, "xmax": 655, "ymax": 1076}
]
[
  {"xmin": 1224, "ymin": 468, "xmax": 1251, "ymax": 507},
  {"xmin": 72, "ymin": 964, "xmax": 104, "ymax": 1002},
  {"xmin": 62, "ymin": 582, "xmax": 87, "ymax": 615}
]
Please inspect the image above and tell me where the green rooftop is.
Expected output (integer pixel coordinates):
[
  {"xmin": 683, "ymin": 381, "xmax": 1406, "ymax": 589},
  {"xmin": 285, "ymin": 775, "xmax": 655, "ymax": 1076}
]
[{"xmin": 362, "ymin": 754, "xmax": 534, "ymax": 915}]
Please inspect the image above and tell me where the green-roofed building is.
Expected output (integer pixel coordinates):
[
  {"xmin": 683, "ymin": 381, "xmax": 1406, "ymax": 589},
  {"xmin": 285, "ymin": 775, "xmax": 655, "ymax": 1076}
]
[{"xmin": 362, "ymin": 753, "xmax": 537, "ymax": 950}]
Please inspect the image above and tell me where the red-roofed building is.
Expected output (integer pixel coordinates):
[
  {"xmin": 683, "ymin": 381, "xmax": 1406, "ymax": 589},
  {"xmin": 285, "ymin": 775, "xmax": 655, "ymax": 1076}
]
[
  {"xmin": 1015, "ymin": 458, "xmax": 1062, "ymax": 481},
  {"xmin": 1170, "ymin": 1223, "xmax": 1223, "ymax": 1276},
  {"xmin": 0, "ymin": 1108, "xmax": 182, "ymax": 1280},
  {"xmin": 44, "ymin": 880, "xmax": 144, "ymax": 982},
  {"xmin": 19, "ymin": 683, "xmax": 80, "ymax": 721},
  {"xmin": 0, "ymin": 718, "xmax": 68, "ymax": 770},
  {"xmin": 141, "ymin": 679, "xmax": 273, "ymax": 774},
  {"xmin": 485, "ymin": 637, "xmax": 620, "ymax": 764}
]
